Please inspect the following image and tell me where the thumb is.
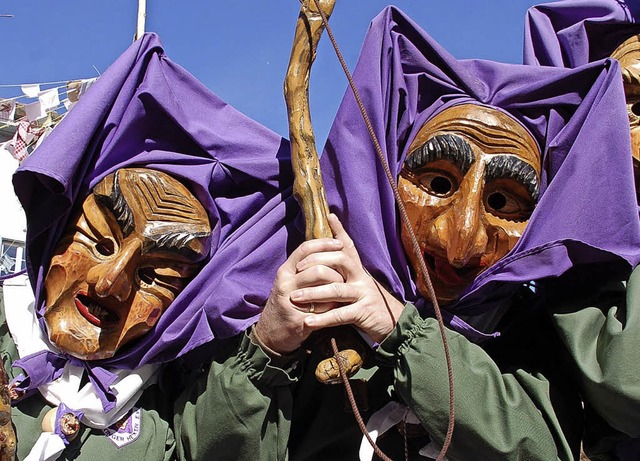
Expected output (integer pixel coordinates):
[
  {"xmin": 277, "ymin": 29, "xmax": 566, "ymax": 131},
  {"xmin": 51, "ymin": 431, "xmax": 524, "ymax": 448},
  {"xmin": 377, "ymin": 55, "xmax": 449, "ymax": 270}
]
[{"xmin": 328, "ymin": 213, "xmax": 362, "ymax": 266}]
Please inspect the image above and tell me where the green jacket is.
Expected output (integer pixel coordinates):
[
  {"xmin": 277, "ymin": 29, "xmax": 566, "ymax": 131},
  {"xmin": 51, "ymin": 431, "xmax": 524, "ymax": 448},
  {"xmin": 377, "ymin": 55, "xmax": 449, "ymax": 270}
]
[
  {"xmin": 175, "ymin": 265, "xmax": 640, "ymax": 461},
  {"xmin": 3, "ymin": 264, "xmax": 639, "ymax": 460}
]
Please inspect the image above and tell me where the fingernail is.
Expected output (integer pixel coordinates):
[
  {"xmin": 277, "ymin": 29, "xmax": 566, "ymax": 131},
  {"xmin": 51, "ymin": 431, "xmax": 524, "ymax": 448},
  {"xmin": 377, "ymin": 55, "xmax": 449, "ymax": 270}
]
[
  {"xmin": 305, "ymin": 316, "xmax": 315, "ymax": 326},
  {"xmin": 331, "ymin": 239, "xmax": 342, "ymax": 246},
  {"xmin": 290, "ymin": 290, "xmax": 303, "ymax": 300}
]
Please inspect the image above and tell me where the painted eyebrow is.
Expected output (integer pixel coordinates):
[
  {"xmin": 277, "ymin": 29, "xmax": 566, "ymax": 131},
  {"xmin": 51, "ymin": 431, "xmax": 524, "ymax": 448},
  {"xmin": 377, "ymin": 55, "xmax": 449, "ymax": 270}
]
[
  {"xmin": 142, "ymin": 230, "xmax": 209, "ymax": 261},
  {"xmin": 485, "ymin": 156, "xmax": 540, "ymax": 201},
  {"xmin": 94, "ymin": 172, "xmax": 135, "ymax": 236},
  {"xmin": 404, "ymin": 134, "xmax": 475, "ymax": 174},
  {"xmin": 94, "ymin": 171, "xmax": 209, "ymax": 260}
]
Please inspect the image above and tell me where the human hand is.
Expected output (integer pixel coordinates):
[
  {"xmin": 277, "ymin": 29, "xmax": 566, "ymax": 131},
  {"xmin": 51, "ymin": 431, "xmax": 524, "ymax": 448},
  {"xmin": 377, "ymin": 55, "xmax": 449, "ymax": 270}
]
[
  {"xmin": 294, "ymin": 214, "xmax": 405, "ymax": 344},
  {"xmin": 254, "ymin": 235, "xmax": 346, "ymax": 354}
]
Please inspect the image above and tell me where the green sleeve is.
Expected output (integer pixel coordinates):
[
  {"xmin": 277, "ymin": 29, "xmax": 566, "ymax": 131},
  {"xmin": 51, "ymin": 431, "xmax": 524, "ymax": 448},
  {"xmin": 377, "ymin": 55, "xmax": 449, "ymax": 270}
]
[
  {"xmin": 174, "ymin": 328, "xmax": 303, "ymax": 461},
  {"xmin": 549, "ymin": 265, "xmax": 640, "ymax": 438},
  {"xmin": 376, "ymin": 304, "xmax": 580, "ymax": 461}
]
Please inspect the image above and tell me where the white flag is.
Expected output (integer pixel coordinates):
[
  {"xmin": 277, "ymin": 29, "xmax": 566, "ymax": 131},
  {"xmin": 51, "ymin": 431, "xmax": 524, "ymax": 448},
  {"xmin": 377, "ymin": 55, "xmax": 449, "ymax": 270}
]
[
  {"xmin": 25, "ymin": 101, "xmax": 46, "ymax": 121},
  {"xmin": 63, "ymin": 98, "xmax": 76, "ymax": 111},
  {"xmin": 21, "ymin": 84, "xmax": 40, "ymax": 98},
  {"xmin": 78, "ymin": 77, "xmax": 98, "ymax": 98},
  {"xmin": 38, "ymin": 88, "xmax": 60, "ymax": 112}
]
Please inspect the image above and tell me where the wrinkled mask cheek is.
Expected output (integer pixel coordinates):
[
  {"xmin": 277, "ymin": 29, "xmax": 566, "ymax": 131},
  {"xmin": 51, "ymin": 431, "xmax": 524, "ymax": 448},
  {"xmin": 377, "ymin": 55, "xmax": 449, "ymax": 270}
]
[
  {"xmin": 44, "ymin": 261, "xmax": 68, "ymax": 309},
  {"xmin": 45, "ymin": 248, "xmax": 93, "ymax": 311},
  {"xmin": 397, "ymin": 176, "xmax": 443, "ymax": 252},
  {"xmin": 485, "ymin": 220, "xmax": 528, "ymax": 269}
]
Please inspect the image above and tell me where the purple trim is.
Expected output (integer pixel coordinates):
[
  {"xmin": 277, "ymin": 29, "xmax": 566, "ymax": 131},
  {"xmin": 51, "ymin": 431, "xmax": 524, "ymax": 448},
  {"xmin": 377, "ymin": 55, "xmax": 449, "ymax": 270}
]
[
  {"xmin": 54, "ymin": 403, "xmax": 84, "ymax": 445},
  {"xmin": 12, "ymin": 351, "xmax": 119, "ymax": 412},
  {"xmin": 0, "ymin": 269, "xmax": 27, "ymax": 282}
]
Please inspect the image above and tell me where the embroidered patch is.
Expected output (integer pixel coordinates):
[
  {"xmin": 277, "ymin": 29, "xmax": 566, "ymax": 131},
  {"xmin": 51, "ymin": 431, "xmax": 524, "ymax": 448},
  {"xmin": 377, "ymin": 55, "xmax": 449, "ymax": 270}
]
[{"xmin": 103, "ymin": 407, "xmax": 142, "ymax": 448}]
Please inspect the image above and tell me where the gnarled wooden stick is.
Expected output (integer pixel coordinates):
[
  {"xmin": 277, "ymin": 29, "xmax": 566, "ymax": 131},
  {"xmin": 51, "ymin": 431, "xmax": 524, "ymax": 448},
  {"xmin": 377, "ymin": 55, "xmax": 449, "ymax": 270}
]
[
  {"xmin": 284, "ymin": 0, "xmax": 365, "ymax": 384},
  {"xmin": 285, "ymin": 0, "xmax": 334, "ymax": 241}
]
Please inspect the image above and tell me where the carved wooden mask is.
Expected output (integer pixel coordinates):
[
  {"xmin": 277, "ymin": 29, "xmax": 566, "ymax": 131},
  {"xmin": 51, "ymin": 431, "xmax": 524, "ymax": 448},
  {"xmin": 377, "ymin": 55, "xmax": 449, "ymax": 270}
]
[
  {"xmin": 611, "ymin": 34, "xmax": 640, "ymax": 200},
  {"xmin": 44, "ymin": 168, "xmax": 211, "ymax": 360},
  {"xmin": 398, "ymin": 104, "xmax": 541, "ymax": 305}
]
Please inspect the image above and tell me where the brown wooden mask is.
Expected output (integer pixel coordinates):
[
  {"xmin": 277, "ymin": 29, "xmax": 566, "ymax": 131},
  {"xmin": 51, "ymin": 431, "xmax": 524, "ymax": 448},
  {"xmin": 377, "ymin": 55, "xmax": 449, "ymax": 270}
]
[
  {"xmin": 398, "ymin": 104, "xmax": 541, "ymax": 305},
  {"xmin": 44, "ymin": 168, "xmax": 211, "ymax": 360},
  {"xmin": 611, "ymin": 34, "xmax": 640, "ymax": 200}
]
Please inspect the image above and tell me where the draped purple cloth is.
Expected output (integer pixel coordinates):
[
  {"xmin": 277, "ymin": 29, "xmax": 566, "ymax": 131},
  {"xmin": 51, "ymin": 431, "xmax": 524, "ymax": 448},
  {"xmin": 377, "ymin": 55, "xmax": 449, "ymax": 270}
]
[
  {"xmin": 13, "ymin": 33, "xmax": 302, "ymax": 371},
  {"xmin": 320, "ymin": 6, "xmax": 640, "ymax": 316},
  {"xmin": 524, "ymin": 3, "xmax": 640, "ymax": 456},
  {"xmin": 524, "ymin": 0, "xmax": 640, "ymax": 67}
]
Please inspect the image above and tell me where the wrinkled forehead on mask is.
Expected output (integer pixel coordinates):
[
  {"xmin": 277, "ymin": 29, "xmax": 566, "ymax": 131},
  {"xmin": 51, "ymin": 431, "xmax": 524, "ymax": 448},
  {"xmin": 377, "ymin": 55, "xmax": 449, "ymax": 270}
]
[
  {"xmin": 92, "ymin": 167, "xmax": 212, "ymax": 261},
  {"xmin": 406, "ymin": 103, "xmax": 542, "ymax": 172}
]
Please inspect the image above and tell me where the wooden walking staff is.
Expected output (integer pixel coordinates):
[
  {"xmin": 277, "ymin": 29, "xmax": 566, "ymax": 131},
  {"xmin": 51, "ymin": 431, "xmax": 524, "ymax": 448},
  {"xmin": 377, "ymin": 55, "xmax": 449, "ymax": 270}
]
[{"xmin": 284, "ymin": 0, "xmax": 365, "ymax": 383}]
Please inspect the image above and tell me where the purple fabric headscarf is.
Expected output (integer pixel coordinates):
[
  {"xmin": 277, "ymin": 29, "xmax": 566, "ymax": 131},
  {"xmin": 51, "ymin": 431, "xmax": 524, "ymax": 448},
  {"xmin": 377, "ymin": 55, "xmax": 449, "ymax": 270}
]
[
  {"xmin": 320, "ymin": 6, "xmax": 640, "ymax": 317},
  {"xmin": 12, "ymin": 33, "xmax": 301, "ymax": 371},
  {"xmin": 524, "ymin": 0, "xmax": 640, "ymax": 67}
]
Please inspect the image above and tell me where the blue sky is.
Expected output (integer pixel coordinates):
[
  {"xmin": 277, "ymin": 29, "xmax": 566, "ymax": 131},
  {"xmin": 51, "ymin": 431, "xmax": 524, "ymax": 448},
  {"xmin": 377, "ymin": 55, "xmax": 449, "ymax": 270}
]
[{"xmin": 1, "ymin": 1, "xmax": 548, "ymax": 146}]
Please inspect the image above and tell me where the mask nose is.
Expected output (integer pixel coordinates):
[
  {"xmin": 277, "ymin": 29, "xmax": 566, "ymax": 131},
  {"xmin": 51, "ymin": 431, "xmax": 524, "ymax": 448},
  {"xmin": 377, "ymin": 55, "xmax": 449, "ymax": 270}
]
[
  {"xmin": 87, "ymin": 239, "xmax": 142, "ymax": 302},
  {"xmin": 432, "ymin": 174, "xmax": 488, "ymax": 268}
]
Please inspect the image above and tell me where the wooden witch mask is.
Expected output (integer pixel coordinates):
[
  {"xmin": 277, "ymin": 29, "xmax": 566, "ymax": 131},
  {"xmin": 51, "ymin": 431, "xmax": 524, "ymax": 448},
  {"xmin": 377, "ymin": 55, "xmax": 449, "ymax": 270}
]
[
  {"xmin": 43, "ymin": 168, "xmax": 211, "ymax": 360},
  {"xmin": 398, "ymin": 104, "xmax": 541, "ymax": 305}
]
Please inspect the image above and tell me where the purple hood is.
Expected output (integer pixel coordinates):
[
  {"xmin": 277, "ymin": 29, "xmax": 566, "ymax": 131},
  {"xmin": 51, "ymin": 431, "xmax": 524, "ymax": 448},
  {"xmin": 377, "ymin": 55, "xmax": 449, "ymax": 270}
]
[
  {"xmin": 524, "ymin": 0, "xmax": 640, "ymax": 67},
  {"xmin": 320, "ymin": 6, "xmax": 640, "ymax": 317},
  {"xmin": 13, "ymin": 33, "xmax": 302, "ymax": 370}
]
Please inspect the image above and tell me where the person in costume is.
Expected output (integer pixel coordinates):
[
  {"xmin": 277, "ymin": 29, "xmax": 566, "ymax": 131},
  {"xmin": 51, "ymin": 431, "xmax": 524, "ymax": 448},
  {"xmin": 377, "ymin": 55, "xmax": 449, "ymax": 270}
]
[
  {"xmin": 524, "ymin": 1, "xmax": 640, "ymax": 458},
  {"xmin": 1, "ymin": 32, "xmax": 302, "ymax": 461},
  {"xmin": 175, "ymin": 6, "xmax": 640, "ymax": 460},
  {"xmin": 525, "ymin": 0, "xmax": 640, "ymax": 203}
]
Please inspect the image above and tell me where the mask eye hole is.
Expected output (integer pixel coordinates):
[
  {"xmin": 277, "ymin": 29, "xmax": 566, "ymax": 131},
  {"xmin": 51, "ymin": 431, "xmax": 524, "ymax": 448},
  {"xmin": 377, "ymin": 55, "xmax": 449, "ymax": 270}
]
[
  {"xmin": 416, "ymin": 171, "xmax": 459, "ymax": 198},
  {"xmin": 484, "ymin": 182, "xmax": 535, "ymax": 222},
  {"xmin": 138, "ymin": 267, "xmax": 156, "ymax": 285},
  {"xmin": 487, "ymin": 192, "xmax": 507, "ymax": 211},
  {"xmin": 429, "ymin": 176, "xmax": 453, "ymax": 196},
  {"xmin": 631, "ymin": 101, "xmax": 640, "ymax": 117},
  {"xmin": 401, "ymin": 163, "xmax": 461, "ymax": 199},
  {"xmin": 95, "ymin": 238, "xmax": 115, "ymax": 257}
]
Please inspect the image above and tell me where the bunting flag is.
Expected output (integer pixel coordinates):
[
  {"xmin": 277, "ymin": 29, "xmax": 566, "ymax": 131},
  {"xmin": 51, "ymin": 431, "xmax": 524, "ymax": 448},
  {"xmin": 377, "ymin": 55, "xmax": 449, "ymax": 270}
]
[
  {"xmin": 20, "ymin": 84, "xmax": 40, "ymax": 98},
  {"xmin": 6, "ymin": 120, "xmax": 48, "ymax": 162},
  {"xmin": 0, "ymin": 100, "xmax": 16, "ymax": 121},
  {"xmin": 66, "ymin": 77, "xmax": 97, "ymax": 103},
  {"xmin": 38, "ymin": 88, "xmax": 60, "ymax": 112},
  {"xmin": 24, "ymin": 100, "xmax": 45, "ymax": 122},
  {"xmin": 0, "ymin": 77, "xmax": 98, "ymax": 125},
  {"xmin": 10, "ymin": 121, "xmax": 32, "ymax": 162}
]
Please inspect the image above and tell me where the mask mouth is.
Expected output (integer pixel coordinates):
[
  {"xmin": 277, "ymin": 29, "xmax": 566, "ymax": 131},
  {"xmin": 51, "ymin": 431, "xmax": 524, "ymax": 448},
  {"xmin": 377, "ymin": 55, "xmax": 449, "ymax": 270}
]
[
  {"xmin": 423, "ymin": 252, "xmax": 481, "ymax": 286},
  {"xmin": 74, "ymin": 292, "xmax": 119, "ymax": 327}
]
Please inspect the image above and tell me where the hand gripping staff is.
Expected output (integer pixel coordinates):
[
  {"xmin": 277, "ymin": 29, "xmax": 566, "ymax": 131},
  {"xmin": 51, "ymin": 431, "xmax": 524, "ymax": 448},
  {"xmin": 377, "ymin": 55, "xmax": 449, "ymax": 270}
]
[{"xmin": 284, "ymin": 1, "xmax": 455, "ymax": 459}]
